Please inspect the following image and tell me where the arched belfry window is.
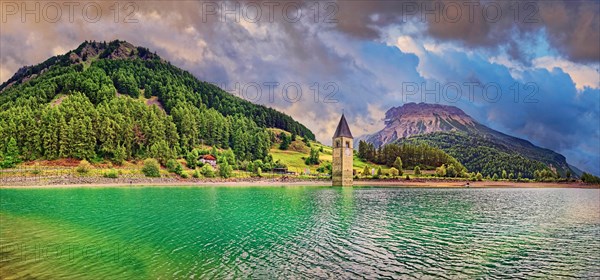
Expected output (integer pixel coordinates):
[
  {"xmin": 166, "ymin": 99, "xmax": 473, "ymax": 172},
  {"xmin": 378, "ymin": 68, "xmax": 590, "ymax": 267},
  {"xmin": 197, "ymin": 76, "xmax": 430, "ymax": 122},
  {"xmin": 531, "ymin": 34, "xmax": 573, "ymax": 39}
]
[
  {"xmin": 345, "ymin": 141, "xmax": 350, "ymax": 148},
  {"xmin": 336, "ymin": 140, "xmax": 341, "ymax": 148}
]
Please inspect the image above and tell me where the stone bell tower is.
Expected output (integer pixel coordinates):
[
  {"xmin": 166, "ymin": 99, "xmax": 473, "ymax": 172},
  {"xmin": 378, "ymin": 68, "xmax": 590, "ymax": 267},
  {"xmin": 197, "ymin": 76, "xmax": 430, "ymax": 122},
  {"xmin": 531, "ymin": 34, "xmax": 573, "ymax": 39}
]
[{"xmin": 332, "ymin": 114, "xmax": 353, "ymax": 186}]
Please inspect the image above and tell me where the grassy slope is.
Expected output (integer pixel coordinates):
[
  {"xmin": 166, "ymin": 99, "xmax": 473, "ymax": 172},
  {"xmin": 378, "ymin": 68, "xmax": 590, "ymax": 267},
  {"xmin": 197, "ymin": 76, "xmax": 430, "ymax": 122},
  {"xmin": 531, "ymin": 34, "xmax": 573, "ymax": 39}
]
[{"xmin": 267, "ymin": 129, "xmax": 389, "ymax": 175}]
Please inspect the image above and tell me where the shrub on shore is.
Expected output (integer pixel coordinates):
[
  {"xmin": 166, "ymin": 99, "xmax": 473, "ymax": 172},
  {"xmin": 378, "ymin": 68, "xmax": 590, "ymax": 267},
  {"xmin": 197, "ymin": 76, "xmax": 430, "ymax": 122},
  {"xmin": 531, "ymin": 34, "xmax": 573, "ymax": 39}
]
[
  {"xmin": 414, "ymin": 166, "xmax": 421, "ymax": 176},
  {"xmin": 472, "ymin": 172, "xmax": 479, "ymax": 181},
  {"xmin": 166, "ymin": 159, "xmax": 183, "ymax": 175},
  {"xmin": 255, "ymin": 167, "xmax": 262, "ymax": 177},
  {"xmin": 142, "ymin": 158, "xmax": 161, "ymax": 177},
  {"xmin": 193, "ymin": 168, "xmax": 201, "ymax": 178},
  {"xmin": 76, "ymin": 160, "xmax": 92, "ymax": 174},
  {"xmin": 200, "ymin": 164, "xmax": 215, "ymax": 178},
  {"xmin": 103, "ymin": 169, "xmax": 119, "ymax": 178},
  {"xmin": 219, "ymin": 161, "xmax": 233, "ymax": 178},
  {"xmin": 389, "ymin": 167, "xmax": 399, "ymax": 177},
  {"xmin": 31, "ymin": 164, "xmax": 41, "ymax": 175}
]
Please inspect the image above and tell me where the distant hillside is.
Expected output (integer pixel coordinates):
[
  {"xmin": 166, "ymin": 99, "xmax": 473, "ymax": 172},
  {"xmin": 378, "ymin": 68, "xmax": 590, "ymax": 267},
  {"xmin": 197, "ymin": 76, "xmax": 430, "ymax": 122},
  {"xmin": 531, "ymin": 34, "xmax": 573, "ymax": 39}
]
[
  {"xmin": 0, "ymin": 40, "xmax": 314, "ymax": 165},
  {"xmin": 569, "ymin": 164, "xmax": 584, "ymax": 178},
  {"xmin": 358, "ymin": 102, "xmax": 572, "ymax": 177}
]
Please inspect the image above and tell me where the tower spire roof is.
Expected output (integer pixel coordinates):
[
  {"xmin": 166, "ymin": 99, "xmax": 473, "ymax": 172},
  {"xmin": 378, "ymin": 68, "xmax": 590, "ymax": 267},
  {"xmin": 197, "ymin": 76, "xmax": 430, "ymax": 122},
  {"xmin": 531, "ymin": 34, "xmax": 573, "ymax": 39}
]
[{"xmin": 333, "ymin": 114, "xmax": 353, "ymax": 139}]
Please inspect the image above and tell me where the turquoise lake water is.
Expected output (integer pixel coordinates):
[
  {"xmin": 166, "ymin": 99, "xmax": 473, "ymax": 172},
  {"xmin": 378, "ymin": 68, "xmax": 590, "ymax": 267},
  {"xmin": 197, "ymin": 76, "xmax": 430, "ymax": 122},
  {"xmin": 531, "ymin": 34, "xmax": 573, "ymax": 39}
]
[{"xmin": 1, "ymin": 186, "xmax": 599, "ymax": 279}]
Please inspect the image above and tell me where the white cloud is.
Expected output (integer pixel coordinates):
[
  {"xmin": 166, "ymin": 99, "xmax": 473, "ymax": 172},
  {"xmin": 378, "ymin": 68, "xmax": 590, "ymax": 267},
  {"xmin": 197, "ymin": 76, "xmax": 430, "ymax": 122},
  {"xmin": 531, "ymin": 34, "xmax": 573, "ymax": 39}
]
[
  {"xmin": 533, "ymin": 56, "xmax": 600, "ymax": 91},
  {"xmin": 395, "ymin": 36, "xmax": 424, "ymax": 57},
  {"xmin": 352, "ymin": 103, "xmax": 386, "ymax": 136},
  {"xmin": 489, "ymin": 55, "xmax": 525, "ymax": 80}
]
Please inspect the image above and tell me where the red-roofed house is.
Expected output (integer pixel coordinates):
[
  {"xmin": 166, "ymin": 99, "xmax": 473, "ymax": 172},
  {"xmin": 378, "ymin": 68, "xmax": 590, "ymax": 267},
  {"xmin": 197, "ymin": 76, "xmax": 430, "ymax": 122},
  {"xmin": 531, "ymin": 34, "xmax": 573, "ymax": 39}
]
[{"xmin": 200, "ymin": 154, "xmax": 217, "ymax": 168}]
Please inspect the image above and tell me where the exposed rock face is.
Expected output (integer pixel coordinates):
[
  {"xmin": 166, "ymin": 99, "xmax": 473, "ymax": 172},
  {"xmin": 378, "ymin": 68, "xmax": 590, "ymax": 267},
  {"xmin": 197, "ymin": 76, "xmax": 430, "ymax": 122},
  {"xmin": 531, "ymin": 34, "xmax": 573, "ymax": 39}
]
[
  {"xmin": 361, "ymin": 102, "xmax": 479, "ymax": 147},
  {"xmin": 70, "ymin": 41, "xmax": 159, "ymax": 62}
]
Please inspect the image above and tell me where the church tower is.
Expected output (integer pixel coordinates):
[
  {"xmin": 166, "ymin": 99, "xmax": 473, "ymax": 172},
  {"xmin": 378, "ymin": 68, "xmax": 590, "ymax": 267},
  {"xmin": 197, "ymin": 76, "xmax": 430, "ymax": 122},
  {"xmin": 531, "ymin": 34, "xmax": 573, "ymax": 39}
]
[{"xmin": 332, "ymin": 114, "xmax": 353, "ymax": 186}]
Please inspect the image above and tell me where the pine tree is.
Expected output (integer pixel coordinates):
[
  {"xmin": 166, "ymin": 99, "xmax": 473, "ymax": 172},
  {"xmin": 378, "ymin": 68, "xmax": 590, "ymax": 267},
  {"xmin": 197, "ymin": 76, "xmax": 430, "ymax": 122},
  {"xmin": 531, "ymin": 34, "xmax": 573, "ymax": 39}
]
[
  {"xmin": 362, "ymin": 165, "xmax": 370, "ymax": 177},
  {"xmin": 149, "ymin": 140, "xmax": 175, "ymax": 165},
  {"xmin": 394, "ymin": 157, "xmax": 403, "ymax": 175},
  {"xmin": 492, "ymin": 173, "xmax": 499, "ymax": 181},
  {"xmin": 303, "ymin": 136, "xmax": 310, "ymax": 147},
  {"xmin": 436, "ymin": 164, "xmax": 447, "ymax": 177},
  {"xmin": 305, "ymin": 148, "xmax": 320, "ymax": 165},
  {"xmin": 358, "ymin": 140, "xmax": 366, "ymax": 160},
  {"xmin": 113, "ymin": 144, "xmax": 126, "ymax": 165},
  {"xmin": 1, "ymin": 137, "xmax": 20, "ymax": 168},
  {"xmin": 414, "ymin": 166, "xmax": 421, "ymax": 176},
  {"xmin": 186, "ymin": 150, "xmax": 198, "ymax": 169},
  {"xmin": 279, "ymin": 132, "xmax": 290, "ymax": 150},
  {"xmin": 58, "ymin": 115, "xmax": 69, "ymax": 158}
]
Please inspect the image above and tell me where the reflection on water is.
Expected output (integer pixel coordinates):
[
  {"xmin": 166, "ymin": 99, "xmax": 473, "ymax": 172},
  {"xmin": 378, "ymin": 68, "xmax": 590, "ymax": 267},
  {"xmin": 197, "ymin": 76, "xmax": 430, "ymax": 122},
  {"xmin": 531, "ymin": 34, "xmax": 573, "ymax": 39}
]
[{"xmin": 1, "ymin": 187, "xmax": 599, "ymax": 279}]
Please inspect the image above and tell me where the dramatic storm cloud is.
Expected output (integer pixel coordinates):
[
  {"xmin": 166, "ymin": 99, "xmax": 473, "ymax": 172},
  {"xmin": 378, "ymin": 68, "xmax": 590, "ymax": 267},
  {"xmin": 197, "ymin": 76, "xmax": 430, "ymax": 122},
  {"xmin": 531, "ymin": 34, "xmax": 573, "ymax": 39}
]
[{"xmin": 1, "ymin": 0, "xmax": 598, "ymax": 174}]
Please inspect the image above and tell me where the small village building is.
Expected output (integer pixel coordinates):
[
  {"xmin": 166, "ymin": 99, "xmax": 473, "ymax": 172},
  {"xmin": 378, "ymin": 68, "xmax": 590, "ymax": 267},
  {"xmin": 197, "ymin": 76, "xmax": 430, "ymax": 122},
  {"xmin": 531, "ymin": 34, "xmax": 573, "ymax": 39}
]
[
  {"xmin": 200, "ymin": 154, "xmax": 217, "ymax": 168},
  {"xmin": 273, "ymin": 167, "xmax": 296, "ymax": 175},
  {"xmin": 273, "ymin": 168, "xmax": 288, "ymax": 174}
]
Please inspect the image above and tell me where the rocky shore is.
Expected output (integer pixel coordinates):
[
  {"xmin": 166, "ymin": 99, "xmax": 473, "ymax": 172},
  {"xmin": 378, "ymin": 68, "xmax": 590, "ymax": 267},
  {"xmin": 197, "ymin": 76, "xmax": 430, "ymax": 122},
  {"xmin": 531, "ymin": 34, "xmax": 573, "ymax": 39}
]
[{"xmin": 0, "ymin": 174, "xmax": 329, "ymax": 188}]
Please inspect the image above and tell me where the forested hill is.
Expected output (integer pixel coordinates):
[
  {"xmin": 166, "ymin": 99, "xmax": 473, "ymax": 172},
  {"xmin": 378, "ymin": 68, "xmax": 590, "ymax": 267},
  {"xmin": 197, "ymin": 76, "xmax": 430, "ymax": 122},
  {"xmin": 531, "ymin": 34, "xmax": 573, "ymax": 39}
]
[
  {"xmin": 0, "ymin": 40, "xmax": 314, "ymax": 164},
  {"xmin": 1, "ymin": 40, "xmax": 314, "ymax": 140},
  {"xmin": 397, "ymin": 131, "xmax": 567, "ymax": 179},
  {"xmin": 358, "ymin": 103, "xmax": 573, "ymax": 178}
]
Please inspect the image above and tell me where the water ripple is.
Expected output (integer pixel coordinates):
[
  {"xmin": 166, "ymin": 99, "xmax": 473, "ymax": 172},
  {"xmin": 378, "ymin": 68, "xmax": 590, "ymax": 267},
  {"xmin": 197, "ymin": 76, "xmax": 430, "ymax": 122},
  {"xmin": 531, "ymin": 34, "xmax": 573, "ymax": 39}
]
[{"xmin": 1, "ymin": 187, "xmax": 599, "ymax": 279}]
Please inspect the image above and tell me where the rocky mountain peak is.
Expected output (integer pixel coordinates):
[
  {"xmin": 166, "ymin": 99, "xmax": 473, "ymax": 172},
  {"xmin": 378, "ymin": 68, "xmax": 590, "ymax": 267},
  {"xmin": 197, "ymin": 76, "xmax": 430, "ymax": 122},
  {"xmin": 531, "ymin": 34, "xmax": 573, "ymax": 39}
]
[
  {"xmin": 384, "ymin": 102, "xmax": 474, "ymax": 124},
  {"xmin": 360, "ymin": 102, "xmax": 479, "ymax": 147},
  {"xmin": 69, "ymin": 40, "xmax": 160, "ymax": 63}
]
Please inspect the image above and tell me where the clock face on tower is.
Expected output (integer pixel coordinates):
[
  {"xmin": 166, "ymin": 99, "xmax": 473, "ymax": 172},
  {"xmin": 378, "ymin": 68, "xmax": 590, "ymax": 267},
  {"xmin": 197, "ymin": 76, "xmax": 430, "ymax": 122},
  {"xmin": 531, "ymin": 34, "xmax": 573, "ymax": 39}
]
[{"xmin": 345, "ymin": 147, "xmax": 351, "ymax": 156}]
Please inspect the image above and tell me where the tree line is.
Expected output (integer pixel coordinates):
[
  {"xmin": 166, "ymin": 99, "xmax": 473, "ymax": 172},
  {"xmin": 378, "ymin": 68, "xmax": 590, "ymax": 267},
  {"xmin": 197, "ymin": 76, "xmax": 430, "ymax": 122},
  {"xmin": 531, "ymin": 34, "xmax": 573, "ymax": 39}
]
[{"xmin": 357, "ymin": 140, "xmax": 466, "ymax": 172}]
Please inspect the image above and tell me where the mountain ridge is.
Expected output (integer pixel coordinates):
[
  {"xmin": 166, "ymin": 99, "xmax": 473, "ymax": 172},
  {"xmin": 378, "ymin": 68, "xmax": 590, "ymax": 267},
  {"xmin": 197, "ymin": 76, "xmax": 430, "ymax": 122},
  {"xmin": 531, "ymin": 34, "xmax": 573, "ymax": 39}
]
[
  {"xmin": 0, "ymin": 40, "xmax": 314, "ymax": 140},
  {"xmin": 357, "ymin": 102, "xmax": 573, "ymax": 177}
]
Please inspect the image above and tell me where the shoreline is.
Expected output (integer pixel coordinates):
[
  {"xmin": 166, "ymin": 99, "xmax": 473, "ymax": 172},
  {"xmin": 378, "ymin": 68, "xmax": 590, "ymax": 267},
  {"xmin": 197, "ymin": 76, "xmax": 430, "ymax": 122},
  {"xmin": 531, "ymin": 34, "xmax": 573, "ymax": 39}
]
[{"xmin": 0, "ymin": 178, "xmax": 597, "ymax": 189}]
